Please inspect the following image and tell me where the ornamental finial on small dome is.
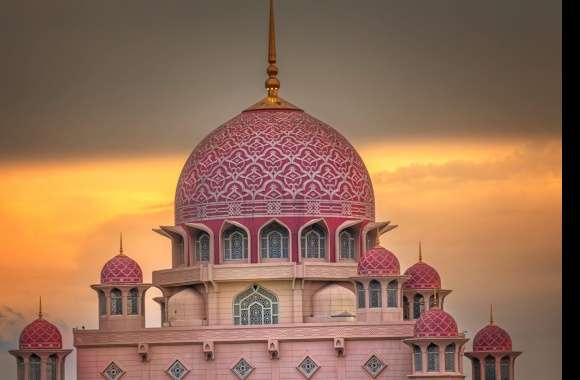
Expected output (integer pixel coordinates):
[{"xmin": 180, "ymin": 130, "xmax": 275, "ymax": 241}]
[
  {"xmin": 490, "ymin": 304, "xmax": 494, "ymax": 325},
  {"xmin": 119, "ymin": 232, "xmax": 124, "ymax": 255},
  {"xmin": 265, "ymin": 0, "xmax": 280, "ymax": 103},
  {"xmin": 419, "ymin": 241, "xmax": 423, "ymax": 262},
  {"xmin": 38, "ymin": 296, "xmax": 43, "ymax": 319}
]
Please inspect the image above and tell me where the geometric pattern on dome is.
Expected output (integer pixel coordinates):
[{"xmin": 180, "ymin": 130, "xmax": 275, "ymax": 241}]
[
  {"xmin": 362, "ymin": 354, "xmax": 387, "ymax": 378},
  {"xmin": 296, "ymin": 356, "xmax": 320, "ymax": 379},
  {"xmin": 175, "ymin": 109, "xmax": 375, "ymax": 224},
  {"xmin": 357, "ymin": 246, "xmax": 400, "ymax": 276},
  {"xmin": 404, "ymin": 261, "xmax": 441, "ymax": 289},
  {"xmin": 473, "ymin": 324, "xmax": 513, "ymax": 352},
  {"xmin": 166, "ymin": 359, "xmax": 189, "ymax": 380},
  {"xmin": 102, "ymin": 362, "xmax": 125, "ymax": 380},
  {"xmin": 100, "ymin": 254, "xmax": 143, "ymax": 284},
  {"xmin": 19, "ymin": 318, "xmax": 62, "ymax": 350},
  {"xmin": 414, "ymin": 308, "xmax": 459, "ymax": 338},
  {"xmin": 231, "ymin": 358, "xmax": 254, "ymax": 380}
]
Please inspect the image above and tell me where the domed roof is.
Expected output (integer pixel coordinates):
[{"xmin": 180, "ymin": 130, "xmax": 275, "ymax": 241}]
[
  {"xmin": 357, "ymin": 245, "xmax": 400, "ymax": 276},
  {"xmin": 19, "ymin": 318, "xmax": 62, "ymax": 350},
  {"xmin": 100, "ymin": 254, "xmax": 143, "ymax": 284},
  {"xmin": 175, "ymin": 108, "xmax": 375, "ymax": 224},
  {"xmin": 415, "ymin": 308, "xmax": 459, "ymax": 338},
  {"xmin": 404, "ymin": 261, "xmax": 441, "ymax": 289},
  {"xmin": 473, "ymin": 324, "xmax": 513, "ymax": 352}
]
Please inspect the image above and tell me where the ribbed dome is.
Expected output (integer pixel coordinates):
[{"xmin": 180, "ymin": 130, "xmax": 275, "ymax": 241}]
[
  {"xmin": 473, "ymin": 324, "xmax": 513, "ymax": 352},
  {"xmin": 100, "ymin": 254, "xmax": 143, "ymax": 284},
  {"xmin": 175, "ymin": 108, "xmax": 375, "ymax": 224},
  {"xmin": 404, "ymin": 261, "xmax": 441, "ymax": 289},
  {"xmin": 357, "ymin": 245, "xmax": 400, "ymax": 276},
  {"xmin": 415, "ymin": 308, "xmax": 459, "ymax": 338},
  {"xmin": 19, "ymin": 318, "xmax": 62, "ymax": 350}
]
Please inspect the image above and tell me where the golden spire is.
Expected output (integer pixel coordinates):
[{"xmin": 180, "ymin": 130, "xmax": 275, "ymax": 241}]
[
  {"xmin": 490, "ymin": 304, "xmax": 495, "ymax": 325},
  {"xmin": 119, "ymin": 232, "xmax": 124, "ymax": 255},
  {"xmin": 265, "ymin": 0, "xmax": 280, "ymax": 102},
  {"xmin": 419, "ymin": 241, "xmax": 423, "ymax": 262},
  {"xmin": 38, "ymin": 296, "xmax": 43, "ymax": 319}
]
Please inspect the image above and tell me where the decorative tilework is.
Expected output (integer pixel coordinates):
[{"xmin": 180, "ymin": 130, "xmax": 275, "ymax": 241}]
[
  {"xmin": 231, "ymin": 358, "xmax": 254, "ymax": 380},
  {"xmin": 358, "ymin": 245, "xmax": 400, "ymax": 276},
  {"xmin": 296, "ymin": 356, "xmax": 320, "ymax": 379},
  {"xmin": 415, "ymin": 309, "xmax": 459, "ymax": 337},
  {"xmin": 473, "ymin": 324, "xmax": 513, "ymax": 352},
  {"xmin": 101, "ymin": 254, "xmax": 143, "ymax": 284},
  {"xmin": 362, "ymin": 354, "xmax": 387, "ymax": 378},
  {"xmin": 102, "ymin": 362, "xmax": 124, "ymax": 380},
  {"xmin": 19, "ymin": 318, "xmax": 62, "ymax": 350},
  {"xmin": 404, "ymin": 261, "xmax": 441, "ymax": 289},
  {"xmin": 166, "ymin": 360, "xmax": 189, "ymax": 380}
]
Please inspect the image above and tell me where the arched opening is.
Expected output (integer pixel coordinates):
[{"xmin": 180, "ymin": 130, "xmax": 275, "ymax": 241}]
[
  {"xmin": 356, "ymin": 282, "xmax": 366, "ymax": 308},
  {"xmin": 167, "ymin": 287, "xmax": 206, "ymax": 326},
  {"xmin": 110, "ymin": 288, "xmax": 122, "ymax": 315},
  {"xmin": 47, "ymin": 354, "xmax": 57, "ymax": 380},
  {"xmin": 29, "ymin": 354, "xmax": 41, "ymax": 380},
  {"xmin": 445, "ymin": 343, "xmax": 455, "ymax": 371},
  {"xmin": 387, "ymin": 280, "xmax": 398, "ymax": 307},
  {"xmin": 144, "ymin": 286, "xmax": 163, "ymax": 328},
  {"xmin": 260, "ymin": 221, "xmax": 289, "ymax": 259},
  {"xmin": 233, "ymin": 284, "xmax": 279, "ymax": 325},
  {"xmin": 173, "ymin": 234, "xmax": 185, "ymax": 266},
  {"xmin": 473, "ymin": 358, "xmax": 481, "ymax": 380},
  {"xmin": 365, "ymin": 229, "xmax": 377, "ymax": 251},
  {"xmin": 127, "ymin": 288, "xmax": 138, "ymax": 315},
  {"xmin": 223, "ymin": 226, "xmax": 249, "ymax": 261},
  {"xmin": 98, "ymin": 289, "xmax": 106, "ymax": 316},
  {"xmin": 196, "ymin": 231, "xmax": 211, "ymax": 263},
  {"xmin": 427, "ymin": 343, "xmax": 439, "ymax": 372},
  {"xmin": 403, "ymin": 296, "xmax": 410, "ymax": 319},
  {"xmin": 17, "ymin": 356, "xmax": 24, "ymax": 380},
  {"xmin": 369, "ymin": 280, "xmax": 382, "ymax": 308},
  {"xmin": 501, "ymin": 356, "xmax": 510, "ymax": 380},
  {"xmin": 485, "ymin": 356, "xmax": 496, "ymax": 380},
  {"xmin": 413, "ymin": 345, "xmax": 423, "ymax": 372},
  {"xmin": 413, "ymin": 294, "xmax": 424, "ymax": 319},
  {"xmin": 339, "ymin": 228, "xmax": 356, "ymax": 260},
  {"xmin": 301, "ymin": 223, "xmax": 327, "ymax": 259}
]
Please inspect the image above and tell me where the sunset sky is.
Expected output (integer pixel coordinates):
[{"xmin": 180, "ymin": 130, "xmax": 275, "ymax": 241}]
[{"xmin": 0, "ymin": 1, "xmax": 561, "ymax": 379}]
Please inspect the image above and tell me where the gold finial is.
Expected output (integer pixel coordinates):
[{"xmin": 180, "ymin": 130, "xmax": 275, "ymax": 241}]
[
  {"xmin": 419, "ymin": 241, "xmax": 423, "ymax": 262},
  {"xmin": 119, "ymin": 232, "xmax": 124, "ymax": 255},
  {"xmin": 38, "ymin": 296, "xmax": 43, "ymax": 319},
  {"xmin": 490, "ymin": 304, "xmax": 494, "ymax": 325},
  {"xmin": 265, "ymin": 0, "xmax": 280, "ymax": 102}
]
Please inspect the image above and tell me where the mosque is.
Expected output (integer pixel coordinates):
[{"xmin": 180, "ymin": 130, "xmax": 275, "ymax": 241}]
[{"xmin": 8, "ymin": 1, "xmax": 521, "ymax": 379}]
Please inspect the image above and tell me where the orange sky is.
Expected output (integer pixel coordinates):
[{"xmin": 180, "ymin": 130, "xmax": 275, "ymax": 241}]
[{"xmin": 0, "ymin": 136, "xmax": 561, "ymax": 379}]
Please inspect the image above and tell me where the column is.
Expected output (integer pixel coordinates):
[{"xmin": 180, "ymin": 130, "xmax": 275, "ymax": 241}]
[
  {"xmin": 495, "ymin": 355, "xmax": 501, "ymax": 380},
  {"xmin": 421, "ymin": 344, "xmax": 428, "ymax": 373},
  {"xmin": 510, "ymin": 355, "xmax": 515, "ymax": 380},
  {"xmin": 23, "ymin": 354, "xmax": 29, "ymax": 380},
  {"xmin": 207, "ymin": 286, "xmax": 219, "ymax": 326},
  {"xmin": 40, "ymin": 354, "xmax": 48, "ymax": 380},
  {"xmin": 55, "ymin": 354, "xmax": 62, "ymax": 380},
  {"xmin": 292, "ymin": 284, "xmax": 303, "ymax": 323},
  {"xmin": 439, "ymin": 344, "xmax": 445, "ymax": 373},
  {"xmin": 479, "ymin": 356, "xmax": 485, "ymax": 380}
]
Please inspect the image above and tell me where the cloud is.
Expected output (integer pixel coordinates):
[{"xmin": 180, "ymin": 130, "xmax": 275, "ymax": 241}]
[{"xmin": 0, "ymin": 305, "xmax": 26, "ymax": 344}]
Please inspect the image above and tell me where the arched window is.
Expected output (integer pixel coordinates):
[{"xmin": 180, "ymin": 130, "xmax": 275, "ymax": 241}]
[
  {"xmin": 473, "ymin": 358, "xmax": 481, "ymax": 380},
  {"xmin": 260, "ymin": 222, "xmax": 289, "ymax": 259},
  {"xmin": 196, "ymin": 232, "xmax": 210, "ymax": 262},
  {"xmin": 339, "ymin": 229, "xmax": 355, "ymax": 259},
  {"xmin": 17, "ymin": 357, "xmax": 24, "ymax": 380},
  {"xmin": 110, "ymin": 288, "xmax": 122, "ymax": 315},
  {"xmin": 356, "ymin": 282, "xmax": 366, "ymax": 308},
  {"xmin": 173, "ymin": 235, "xmax": 185, "ymax": 266},
  {"xmin": 301, "ymin": 224, "xmax": 327, "ymax": 259},
  {"xmin": 387, "ymin": 280, "xmax": 398, "ymax": 307},
  {"xmin": 413, "ymin": 294, "xmax": 424, "ymax": 319},
  {"xmin": 29, "ymin": 354, "xmax": 41, "ymax": 380},
  {"xmin": 427, "ymin": 344, "xmax": 439, "ymax": 372},
  {"xmin": 365, "ymin": 231, "xmax": 375, "ymax": 251},
  {"xmin": 403, "ymin": 296, "xmax": 410, "ymax": 319},
  {"xmin": 98, "ymin": 290, "xmax": 106, "ymax": 316},
  {"xmin": 223, "ymin": 226, "xmax": 248, "ymax": 261},
  {"xmin": 369, "ymin": 280, "xmax": 382, "ymax": 308},
  {"xmin": 413, "ymin": 345, "xmax": 423, "ymax": 372},
  {"xmin": 445, "ymin": 344, "xmax": 455, "ymax": 371},
  {"xmin": 128, "ymin": 288, "xmax": 138, "ymax": 315},
  {"xmin": 47, "ymin": 354, "xmax": 57, "ymax": 380},
  {"xmin": 485, "ymin": 356, "xmax": 496, "ymax": 380},
  {"xmin": 500, "ymin": 356, "xmax": 510, "ymax": 380},
  {"xmin": 233, "ymin": 284, "xmax": 279, "ymax": 325}
]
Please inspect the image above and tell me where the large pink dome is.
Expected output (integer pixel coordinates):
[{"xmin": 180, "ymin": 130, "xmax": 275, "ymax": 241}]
[
  {"xmin": 473, "ymin": 324, "xmax": 513, "ymax": 352},
  {"xmin": 100, "ymin": 254, "xmax": 143, "ymax": 284},
  {"xmin": 19, "ymin": 318, "xmax": 62, "ymax": 350},
  {"xmin": 415, "ymin": 308, "xmax": 459, "ymax": 338},
  {"xmin": 175, "ymin": 108, "xmax": 375, "ymax": 224},
  {"xmin": 357, "ymin": 245, "xmax": 400, "ymax": 276}
]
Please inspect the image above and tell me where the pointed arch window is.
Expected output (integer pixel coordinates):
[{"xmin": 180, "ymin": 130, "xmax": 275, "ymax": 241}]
[
  {"xmin": 473, "ymin": 358, "xmax": 481, "ymax": 380},
  {"xmin": 196, "ymin": 232, "xmax": 210, "ymax": 262},
  {"xmin": 339, "ymin": 229, "xmax": 355, "ymax": 259},
  {"xmin": 413, "ymin": 293, "xmax": 424, "ymax": 319},
  {"xmin": 128, "ymin": 288, "xmax": 138, "ymax": 315},
  {"xmin": 427, "ymin": 344, "xmax": 439, "ymax": 371},
  {"xmin": 110, "ymin": 288, "xmax": 122, "ymax": 315},
  {"xmin": 98, "ymin": 290, "xmax": 106, "ymax": 316},
  {"xmin": 445, "ymin": 343, "xmax": 455, "ymax": 371},
  {"xmin": 369, "ymin": 280, "xmax": 382, "ymax": 308},
  {"xmin": 485, "ymin": 356, "xmax": 496, "ymax": 380},
  {"xmin": 356, "ymin": 282, "xmax": 366, "ymax": 308},
  {"xmin": 223, "ymin": 226, "xmax": 248, "ymax": 261},
  {"xmin": 233, "ymin": 284, "xmax": 279, "ymax": 325},
  {"xmin": 413, "ymin": 345, "xmax": 423, "ymax": 372},
  {"xmin": 47, "ymin": 354, "xmax": 57, "ymax": 380},
  {"xmin": 260, "ymin": 222, "xmax": 289, "ymax": 259},
  {"xmin": 387, "ymin": 280, "xmax": 398, "ymax": 307},
  {"xmin": 301, "ymin": 224, "xmax": 327, "ymax": 259},
  {"xmin": 403, "ymin": 296, "xmax": 410, "ymax": 319},
  {"xmin": 365, "ymin": 231, "xmax": 374, "ymax": 251},
  {"xmin": 500, "ymin": 357, "xmax": 510, "ymax": 380},
  {"xmin": 29, "ymin": 354, "xmax": 41, "ymax": 380}
]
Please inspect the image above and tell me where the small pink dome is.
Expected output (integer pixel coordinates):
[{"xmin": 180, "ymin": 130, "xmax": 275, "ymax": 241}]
[
  {"xmin": 415, "ymin": 308, "xmax": 459, "ymax": 338},
  {"xmin": 100, "ymin": 254, "xmax": 143, "ymax": 284},
  {"xmin": 19, "ymin": 318, "xmax": 62, "ymax": 350},
  {"xmin": 473, "ymin": 324, "xmax": 513, "ymax": 352},
  {"xmin": 404, "ymin": 261, "xmax": 441, "ymax": 289},
  {"xmin": 357, "ymin": 245, "xmax": 400, "ymax": 276}
]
